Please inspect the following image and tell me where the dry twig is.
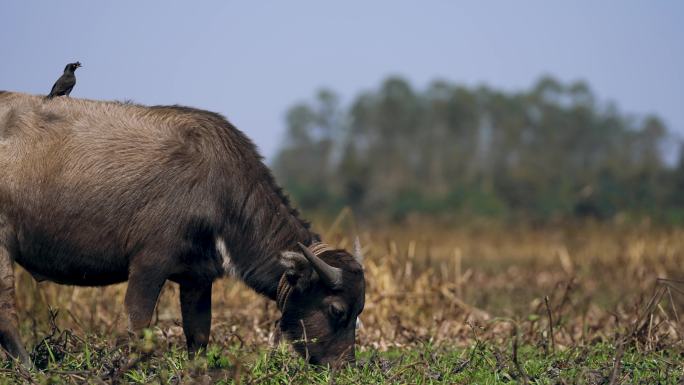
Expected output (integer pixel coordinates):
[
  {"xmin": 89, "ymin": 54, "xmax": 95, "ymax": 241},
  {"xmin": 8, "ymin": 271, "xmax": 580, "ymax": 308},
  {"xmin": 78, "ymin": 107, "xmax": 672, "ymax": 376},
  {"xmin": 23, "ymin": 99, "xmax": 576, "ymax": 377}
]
[{"xmin": 544, "ymin": 296, "xmax": 555, "ymax": 354}]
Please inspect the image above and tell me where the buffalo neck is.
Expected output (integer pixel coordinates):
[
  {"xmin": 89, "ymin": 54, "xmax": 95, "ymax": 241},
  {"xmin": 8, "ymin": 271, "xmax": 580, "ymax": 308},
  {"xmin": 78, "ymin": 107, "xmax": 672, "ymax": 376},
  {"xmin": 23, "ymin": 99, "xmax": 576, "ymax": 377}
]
[{"xmin": 220, "ymin": 173, "xmax": 318, "ymax": 301}]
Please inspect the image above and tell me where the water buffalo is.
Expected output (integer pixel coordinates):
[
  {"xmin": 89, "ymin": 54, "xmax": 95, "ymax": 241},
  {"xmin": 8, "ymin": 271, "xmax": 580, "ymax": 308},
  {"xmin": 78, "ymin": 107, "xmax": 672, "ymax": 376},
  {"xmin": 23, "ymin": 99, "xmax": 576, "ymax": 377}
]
[{"xmin": 0, "ymin": 91, "xmax": 365, "ymax": 367}]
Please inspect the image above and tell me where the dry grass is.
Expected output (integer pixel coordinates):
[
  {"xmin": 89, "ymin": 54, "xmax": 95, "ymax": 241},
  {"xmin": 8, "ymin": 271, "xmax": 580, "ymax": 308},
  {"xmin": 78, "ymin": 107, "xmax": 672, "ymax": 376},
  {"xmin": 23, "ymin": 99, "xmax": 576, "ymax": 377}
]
[{"xmin": 3, "ymin": 220, "xmax": 684, "ymax": 383}]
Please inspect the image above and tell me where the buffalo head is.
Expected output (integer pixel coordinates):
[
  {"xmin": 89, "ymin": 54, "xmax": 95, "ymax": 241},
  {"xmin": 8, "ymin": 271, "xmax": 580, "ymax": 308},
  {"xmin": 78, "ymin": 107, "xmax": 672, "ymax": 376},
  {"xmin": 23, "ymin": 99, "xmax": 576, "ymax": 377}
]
[{"xmin": 278, "ymin": 241, "xmax": 365, "ymax": 366}]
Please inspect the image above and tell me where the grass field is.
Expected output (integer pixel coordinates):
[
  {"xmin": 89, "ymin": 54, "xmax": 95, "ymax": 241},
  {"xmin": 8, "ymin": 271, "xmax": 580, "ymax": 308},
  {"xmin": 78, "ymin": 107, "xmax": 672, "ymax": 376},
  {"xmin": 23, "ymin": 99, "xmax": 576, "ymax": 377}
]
[{"xmin": 1, "ymin": 220, "xmax": 683, "ymax": 384}]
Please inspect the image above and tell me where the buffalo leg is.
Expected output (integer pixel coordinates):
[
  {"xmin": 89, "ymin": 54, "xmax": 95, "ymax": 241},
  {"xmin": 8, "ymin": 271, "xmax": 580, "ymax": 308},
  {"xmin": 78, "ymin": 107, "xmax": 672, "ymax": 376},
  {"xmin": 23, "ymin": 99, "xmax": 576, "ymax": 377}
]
[
  {"xmin": 0, "ymin": 222, "xmax": 30, "ymax": 366},
  {"xmin": 180, "ymin": 282, "xmax": 212, "ymax": 357},
  {"xmin": 124, "ymin": 258, "xmax": 168, "ymax": 334}
]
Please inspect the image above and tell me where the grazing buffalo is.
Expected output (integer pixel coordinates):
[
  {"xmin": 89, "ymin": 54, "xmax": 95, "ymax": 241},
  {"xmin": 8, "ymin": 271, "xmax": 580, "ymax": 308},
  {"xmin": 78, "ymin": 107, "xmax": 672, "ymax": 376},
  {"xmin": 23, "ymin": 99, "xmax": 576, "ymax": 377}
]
[{"xmin": 0, "ymin": 91, "xmax": 365, "ymax": 367}]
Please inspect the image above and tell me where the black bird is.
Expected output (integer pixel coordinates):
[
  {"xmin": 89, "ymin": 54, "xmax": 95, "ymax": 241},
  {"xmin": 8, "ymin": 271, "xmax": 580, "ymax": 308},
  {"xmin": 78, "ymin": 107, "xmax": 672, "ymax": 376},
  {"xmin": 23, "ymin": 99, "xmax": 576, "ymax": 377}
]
[{"xmin": 46, "ymin": 61, "xmax": 82, "ymax": 99}]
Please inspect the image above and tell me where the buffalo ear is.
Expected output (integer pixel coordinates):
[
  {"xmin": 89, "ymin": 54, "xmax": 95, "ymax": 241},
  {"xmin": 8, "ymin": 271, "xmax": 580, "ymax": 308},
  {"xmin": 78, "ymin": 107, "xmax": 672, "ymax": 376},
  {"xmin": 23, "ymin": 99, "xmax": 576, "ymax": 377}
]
[{"xmin": 280, "ymin": 251, "xmax": 313, "ymax": 291}]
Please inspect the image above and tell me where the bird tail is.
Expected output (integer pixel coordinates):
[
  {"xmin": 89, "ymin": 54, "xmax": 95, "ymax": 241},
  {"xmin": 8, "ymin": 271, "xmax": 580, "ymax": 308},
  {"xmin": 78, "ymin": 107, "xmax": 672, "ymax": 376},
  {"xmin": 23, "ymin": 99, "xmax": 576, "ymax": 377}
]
[{"xmin": 44, "ymin": 94, "xmax": 54, "ymax": 100}]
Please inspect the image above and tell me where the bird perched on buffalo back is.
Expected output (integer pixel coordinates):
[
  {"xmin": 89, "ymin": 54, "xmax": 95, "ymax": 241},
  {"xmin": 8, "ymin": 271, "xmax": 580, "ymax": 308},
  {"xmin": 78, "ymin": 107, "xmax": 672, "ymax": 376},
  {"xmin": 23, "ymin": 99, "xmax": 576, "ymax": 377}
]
[{"xmin": 46, "ymin": 62, "xmax": 82, "ymax": 99}]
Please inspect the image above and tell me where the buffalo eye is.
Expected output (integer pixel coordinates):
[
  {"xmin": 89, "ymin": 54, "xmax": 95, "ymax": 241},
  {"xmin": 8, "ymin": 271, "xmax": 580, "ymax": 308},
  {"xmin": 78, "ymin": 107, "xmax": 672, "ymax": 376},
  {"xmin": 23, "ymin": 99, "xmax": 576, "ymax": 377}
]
[{"xmin": 329, "ymin": 302, "xmax": 346, "ymax": 322}]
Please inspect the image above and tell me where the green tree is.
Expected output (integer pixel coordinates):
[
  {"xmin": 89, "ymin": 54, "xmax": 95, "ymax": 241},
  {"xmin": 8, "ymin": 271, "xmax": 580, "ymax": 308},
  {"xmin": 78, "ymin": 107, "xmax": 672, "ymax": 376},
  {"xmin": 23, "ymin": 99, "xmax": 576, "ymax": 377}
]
[{"xmin": 273, "ymin": 76, "xmax": 674, "ymax": 222}]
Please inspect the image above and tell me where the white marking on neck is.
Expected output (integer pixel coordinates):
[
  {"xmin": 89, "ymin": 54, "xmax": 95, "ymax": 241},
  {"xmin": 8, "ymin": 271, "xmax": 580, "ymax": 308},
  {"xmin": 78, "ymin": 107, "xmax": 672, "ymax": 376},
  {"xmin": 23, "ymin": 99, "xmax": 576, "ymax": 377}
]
[{"xmin": 216, "ymin": 236, "xmax": 236, "ymax": 277}]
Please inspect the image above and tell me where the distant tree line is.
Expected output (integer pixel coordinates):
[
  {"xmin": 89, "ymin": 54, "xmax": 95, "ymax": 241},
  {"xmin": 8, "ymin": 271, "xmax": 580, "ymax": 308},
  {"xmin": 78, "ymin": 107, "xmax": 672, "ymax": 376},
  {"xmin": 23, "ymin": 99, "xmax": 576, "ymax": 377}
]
[{"xmin": 273, "ymin": 76, "xmax": 684, "ymax": 222}]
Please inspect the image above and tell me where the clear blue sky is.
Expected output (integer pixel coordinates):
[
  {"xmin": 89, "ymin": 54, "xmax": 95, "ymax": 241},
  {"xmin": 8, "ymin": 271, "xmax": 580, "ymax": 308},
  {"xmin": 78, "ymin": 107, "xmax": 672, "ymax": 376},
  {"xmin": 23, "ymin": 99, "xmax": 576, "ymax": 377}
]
[{"xmin": 2, "ymin": 1, "xmax": 682, "ymax": 160}]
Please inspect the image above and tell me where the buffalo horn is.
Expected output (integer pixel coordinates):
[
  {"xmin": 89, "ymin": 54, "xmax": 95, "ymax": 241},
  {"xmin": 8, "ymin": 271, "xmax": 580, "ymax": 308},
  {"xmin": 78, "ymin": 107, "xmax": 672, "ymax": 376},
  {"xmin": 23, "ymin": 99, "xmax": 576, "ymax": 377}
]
[
  {"xmin": 353, "ymin": 236, "xmax": 364, "ymax": 265},
  {"xmin": 297, "ymin": 242, "xmax": 343, "ymax": 289}
]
